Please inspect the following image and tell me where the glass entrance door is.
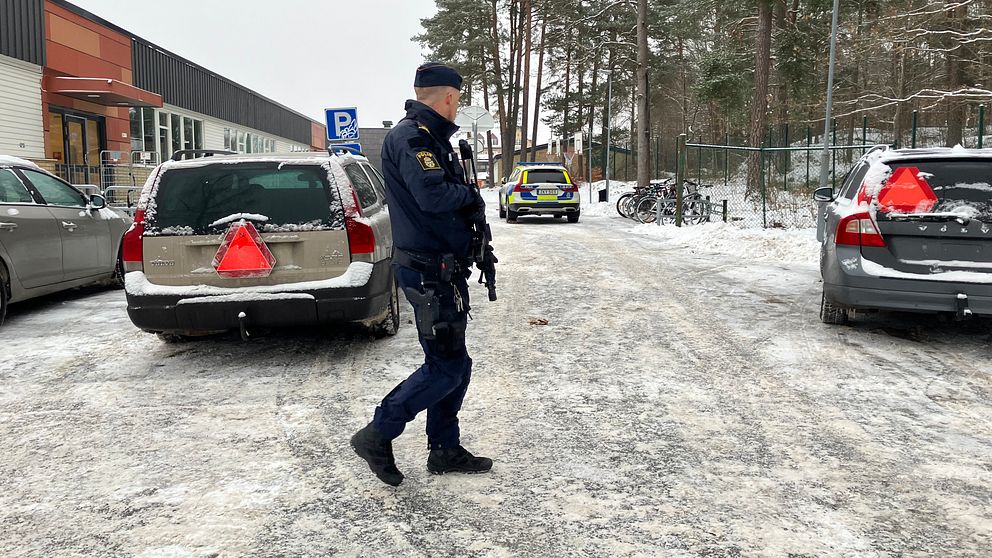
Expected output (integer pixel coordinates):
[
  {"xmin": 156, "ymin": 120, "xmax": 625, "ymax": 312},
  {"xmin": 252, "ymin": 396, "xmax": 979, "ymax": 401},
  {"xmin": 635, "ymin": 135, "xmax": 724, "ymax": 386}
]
[{"xmin": 51, "ymin": 111, "xmax": 104, "ymax": 185}]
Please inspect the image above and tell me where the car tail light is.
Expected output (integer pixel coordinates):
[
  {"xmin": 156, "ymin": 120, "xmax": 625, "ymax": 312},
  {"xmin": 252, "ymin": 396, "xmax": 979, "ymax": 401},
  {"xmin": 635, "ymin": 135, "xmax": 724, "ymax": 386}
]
[
  {"xmin": 512, "ymin": 177, "xmax": 533, "ymax": 193},
  {"xmin": 345, "ymin": 189, "xmax": 375, "ymax": 255},
  {"xmin": 212, "ymin": 221, "xmax": 276, "ymax": 278},
  {"xmin": 346, "ymin": 219, "xmax": 375, "ymax": 255},
  {"xmin": 876, "ymin": 166, "xmax": 937, "ymax": 213},
  {"xmin": 837, "ymin": 211, "xmax": 886, "ymax": 247},
  {"xmin": 121, "ymin": 209, "xmax": 145, "ymax": 270},
  {"xmin": 562, "ymin": 184, "xmax": 579, "ymax": 193}
]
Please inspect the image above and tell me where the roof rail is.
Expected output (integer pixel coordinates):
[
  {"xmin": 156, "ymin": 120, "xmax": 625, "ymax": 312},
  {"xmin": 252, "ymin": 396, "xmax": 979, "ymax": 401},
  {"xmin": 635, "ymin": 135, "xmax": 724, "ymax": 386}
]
[
  {"xmin": 327, "ymin": 145, "xmax": 365, "ymax": 157},
  {"xmin": 170, "ymin": 149, "xmax": 237, "ymax": 162}
]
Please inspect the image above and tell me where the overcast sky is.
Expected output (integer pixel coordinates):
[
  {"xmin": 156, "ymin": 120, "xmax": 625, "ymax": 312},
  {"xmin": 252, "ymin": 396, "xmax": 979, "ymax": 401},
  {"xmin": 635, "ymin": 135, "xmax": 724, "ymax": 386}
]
[{"xmin": 71, "ymin": 0, "xmax": 438, "ymax": 127}]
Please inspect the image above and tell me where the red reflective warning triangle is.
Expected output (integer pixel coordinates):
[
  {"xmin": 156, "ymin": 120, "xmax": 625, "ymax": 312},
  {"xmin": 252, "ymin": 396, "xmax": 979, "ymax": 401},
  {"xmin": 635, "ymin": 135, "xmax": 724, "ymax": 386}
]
[
  {"xmin": 212, "ymin": 221, "xmax": 276, "ymax": 278},
  {"xmin": 877, "ymin": 166, "xmax": 938, "ymax": 214}
]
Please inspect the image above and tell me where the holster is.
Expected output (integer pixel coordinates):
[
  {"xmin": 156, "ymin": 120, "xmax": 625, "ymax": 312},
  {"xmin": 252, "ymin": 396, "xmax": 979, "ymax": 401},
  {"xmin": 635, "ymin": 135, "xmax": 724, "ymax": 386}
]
[{"xmin": 403, "ymin": 285, "xmax": 441, "ymax": 340}]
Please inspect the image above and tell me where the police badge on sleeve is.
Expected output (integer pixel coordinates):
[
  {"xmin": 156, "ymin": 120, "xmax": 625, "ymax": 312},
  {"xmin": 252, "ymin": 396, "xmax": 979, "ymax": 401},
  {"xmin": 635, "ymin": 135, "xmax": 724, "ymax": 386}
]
[{"xmin": 416, "ymin": 151, "xmax": 441, "ymax": 171}]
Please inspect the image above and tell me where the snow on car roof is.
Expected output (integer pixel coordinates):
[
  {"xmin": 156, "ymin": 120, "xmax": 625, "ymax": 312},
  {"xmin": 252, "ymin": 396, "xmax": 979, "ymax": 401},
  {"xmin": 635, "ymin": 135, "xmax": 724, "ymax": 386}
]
[
  {"xmin": 878, "ymin": 146, "xmax": 992, "ymax": 163},
  {"xmin": 157, "ymin": 152, "xmax": 356, "ymax": 171},
  {"xmin": 0, "ymin": 155, "xmax": 42, "ymax": 169}
]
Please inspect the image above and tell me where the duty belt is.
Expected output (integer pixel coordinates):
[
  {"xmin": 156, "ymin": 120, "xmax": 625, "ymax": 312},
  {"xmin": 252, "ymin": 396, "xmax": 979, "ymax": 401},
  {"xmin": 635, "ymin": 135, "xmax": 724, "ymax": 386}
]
[{"xmin": 393, "ymin": 248, "xmax": 465, "ymax": 283}]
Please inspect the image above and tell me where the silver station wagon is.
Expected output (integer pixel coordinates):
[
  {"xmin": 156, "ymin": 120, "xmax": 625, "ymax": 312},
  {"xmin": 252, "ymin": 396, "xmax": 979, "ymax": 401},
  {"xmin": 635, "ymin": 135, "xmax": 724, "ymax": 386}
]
[
  {"xmin": 816, "ymin": 147, "xmax": 992, "ymax": 323},
  {"xmin": 0, "ymin": 156, "xmax": 131, "ymax": 326},
  {"xmin": 122, "ymin": 150, "xmax": 398, "ymax": 340}
]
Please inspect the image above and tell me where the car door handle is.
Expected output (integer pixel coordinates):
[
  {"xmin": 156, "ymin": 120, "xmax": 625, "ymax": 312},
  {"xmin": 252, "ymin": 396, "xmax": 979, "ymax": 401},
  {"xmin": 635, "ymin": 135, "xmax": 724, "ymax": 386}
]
[
  {"xmin": 0, "ymin": 222, "xmax": 17, "ymax": 231},
  {"xmin": 62, "ymin": 221, "xmax": 77, "ymax": 231}
]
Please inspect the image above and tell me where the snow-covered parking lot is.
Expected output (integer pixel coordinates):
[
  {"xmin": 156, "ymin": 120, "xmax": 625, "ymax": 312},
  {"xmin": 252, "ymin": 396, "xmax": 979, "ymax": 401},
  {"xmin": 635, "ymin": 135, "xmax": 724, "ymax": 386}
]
[{"xmin": 1, "ymin": 193, "xmax": 990, "ymax": 557}]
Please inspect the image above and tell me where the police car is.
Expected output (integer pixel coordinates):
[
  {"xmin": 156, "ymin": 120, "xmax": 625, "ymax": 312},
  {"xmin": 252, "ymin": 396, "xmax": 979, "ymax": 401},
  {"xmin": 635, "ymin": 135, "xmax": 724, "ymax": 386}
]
[{"xmin": 498, "ymin": 162, "xmax": 580, "ymax": 223}]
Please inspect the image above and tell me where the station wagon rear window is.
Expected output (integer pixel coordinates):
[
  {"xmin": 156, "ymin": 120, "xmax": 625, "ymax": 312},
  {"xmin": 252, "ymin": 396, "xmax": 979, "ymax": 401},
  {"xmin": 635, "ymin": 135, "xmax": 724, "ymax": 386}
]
[
  {"xmin": 147, "ymin": 163, "xmax": 344, "ymax": 235},
  {"xmin": 525, "ymin": 170, "xmax": 568, "ymax": 184},
  {"xmin": 877, "ymin": 159, "xmax": 992, "ymax": 221}
]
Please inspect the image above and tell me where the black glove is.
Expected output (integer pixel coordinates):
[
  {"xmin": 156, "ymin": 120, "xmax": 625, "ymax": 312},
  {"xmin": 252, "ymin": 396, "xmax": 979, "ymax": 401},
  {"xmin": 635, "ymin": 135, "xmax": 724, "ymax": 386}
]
[{"xmin": 462, "ymin": 187, "xmax": 487, "ymax": 222}]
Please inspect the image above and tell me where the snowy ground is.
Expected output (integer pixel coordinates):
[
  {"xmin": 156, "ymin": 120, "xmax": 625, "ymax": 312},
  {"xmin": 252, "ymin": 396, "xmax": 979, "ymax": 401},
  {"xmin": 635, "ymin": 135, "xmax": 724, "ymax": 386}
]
[{"xmin": 1, "ymin": 190, "xmax": 990, "ymax": 557}]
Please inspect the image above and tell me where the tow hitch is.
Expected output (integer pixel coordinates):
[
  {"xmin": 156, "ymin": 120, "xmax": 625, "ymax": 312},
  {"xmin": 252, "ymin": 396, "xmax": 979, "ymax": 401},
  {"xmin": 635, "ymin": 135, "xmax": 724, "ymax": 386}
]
[
  {"xmin": 238, "ymin": 311, "xmax": 251, "ymax": 341},
  {"xmin": 956, "ymin": 293, "xmax": 973, "ymax": 320}
]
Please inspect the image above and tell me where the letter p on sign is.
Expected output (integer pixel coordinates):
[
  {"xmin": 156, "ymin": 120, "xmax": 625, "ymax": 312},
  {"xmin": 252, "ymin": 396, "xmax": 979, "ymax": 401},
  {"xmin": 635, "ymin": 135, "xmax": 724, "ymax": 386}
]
[{"xmin": 325, "ymin": 107, "xmax": 360, "ymax": 141}]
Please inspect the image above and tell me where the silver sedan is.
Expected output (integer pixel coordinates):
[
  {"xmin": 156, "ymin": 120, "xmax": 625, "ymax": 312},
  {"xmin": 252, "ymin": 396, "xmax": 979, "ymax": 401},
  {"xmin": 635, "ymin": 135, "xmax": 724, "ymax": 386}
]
[{"xmin": 0, "ymin": 156, "xmax": 132, "ymax": 326}]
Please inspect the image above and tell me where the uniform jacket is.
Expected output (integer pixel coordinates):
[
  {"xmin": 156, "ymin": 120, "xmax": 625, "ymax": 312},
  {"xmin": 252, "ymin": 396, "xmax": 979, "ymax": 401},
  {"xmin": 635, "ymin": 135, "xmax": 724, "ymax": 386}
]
[{"xmin": 381, "ymin": 100, "xmax": 480, "ymax": 260}]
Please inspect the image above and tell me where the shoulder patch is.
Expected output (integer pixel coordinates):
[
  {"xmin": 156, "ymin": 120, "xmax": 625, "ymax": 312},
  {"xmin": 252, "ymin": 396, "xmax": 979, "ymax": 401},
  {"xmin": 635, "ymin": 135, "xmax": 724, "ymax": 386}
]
[{"xmin": 416, "ymin": 151, "xmax": 442, "ymax": 171}]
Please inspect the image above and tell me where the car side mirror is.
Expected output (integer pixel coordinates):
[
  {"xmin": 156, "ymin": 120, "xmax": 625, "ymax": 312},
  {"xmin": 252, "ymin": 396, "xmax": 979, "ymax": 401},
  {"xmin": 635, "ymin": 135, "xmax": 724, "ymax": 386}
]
[
  {"xmin": 88, "ymin": 194, "xmax": 107, "ymax": 210},
  {"xmin": 812, "ymin": 187, "xmax": 835, "ymax": 203}
]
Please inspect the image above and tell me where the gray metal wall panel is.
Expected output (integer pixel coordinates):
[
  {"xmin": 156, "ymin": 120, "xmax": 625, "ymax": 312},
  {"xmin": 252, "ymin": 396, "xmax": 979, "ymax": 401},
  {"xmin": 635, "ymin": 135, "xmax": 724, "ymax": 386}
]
[
  {"xmin": 356, "ymin": 128, "xmax": 390, "ymax": 171},
  {"xmin": 0, "ymin": 0, "xmax": 45, "ymax": 66},
  {"xmin": 132, "ymin": 40, "xmax": 313, "ymax": 145}
]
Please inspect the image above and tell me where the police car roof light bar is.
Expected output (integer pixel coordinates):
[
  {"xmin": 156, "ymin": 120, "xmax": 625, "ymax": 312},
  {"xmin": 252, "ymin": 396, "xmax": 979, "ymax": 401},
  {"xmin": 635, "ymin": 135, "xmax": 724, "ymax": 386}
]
[
  {"xmin": 170, "ymin": 149, "xmax": 237, "ymax": 162},
  {"xmin": 327, "ymin": 145, "xmax": 365, "ymax": 157},
  {"xmin": 514, "ymin": 161, "xmax": 550, "ymax": 166}
]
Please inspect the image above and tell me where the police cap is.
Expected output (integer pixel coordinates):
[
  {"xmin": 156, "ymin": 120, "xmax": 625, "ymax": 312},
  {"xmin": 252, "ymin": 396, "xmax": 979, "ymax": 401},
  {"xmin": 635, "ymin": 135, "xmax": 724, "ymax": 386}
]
[{"xmin": 414, "ymin": 63, "xmax": 463, "ymax": 90}]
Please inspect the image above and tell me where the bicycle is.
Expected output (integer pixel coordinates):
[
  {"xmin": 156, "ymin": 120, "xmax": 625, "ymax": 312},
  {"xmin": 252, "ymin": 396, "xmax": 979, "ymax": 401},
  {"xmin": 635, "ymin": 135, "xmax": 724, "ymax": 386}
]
[{"xmin": 632, "ymin": 180, "xmax": 713, "ymax": 225}]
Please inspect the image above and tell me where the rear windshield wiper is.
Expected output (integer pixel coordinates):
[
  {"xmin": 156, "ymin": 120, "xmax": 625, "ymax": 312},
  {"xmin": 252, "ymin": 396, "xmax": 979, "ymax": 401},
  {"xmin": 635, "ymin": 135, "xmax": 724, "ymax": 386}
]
[{"xmin": 886, "ymin": 212, "xmax": 979, "ymax": 225}]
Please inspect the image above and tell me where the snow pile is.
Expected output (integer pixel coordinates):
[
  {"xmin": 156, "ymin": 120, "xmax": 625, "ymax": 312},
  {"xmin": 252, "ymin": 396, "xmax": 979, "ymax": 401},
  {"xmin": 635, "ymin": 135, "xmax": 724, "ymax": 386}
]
[
  {"xmin": 0, "ymin": 155, "xmax": 40, "ymax": 169},
  {"xmin": 209, "ymin": 213, "xmax": 270, "ymax": 228},
  {"xmin": 260, "ymin": 220, "xmax": 333, "ymax": 233},
  {"xmin": 624, "ymin": 221, "xmax": 820, "ymax": 266},
  {"xmin": 125, "ymin": 261, "xmax": 374, "ymax": 297}
]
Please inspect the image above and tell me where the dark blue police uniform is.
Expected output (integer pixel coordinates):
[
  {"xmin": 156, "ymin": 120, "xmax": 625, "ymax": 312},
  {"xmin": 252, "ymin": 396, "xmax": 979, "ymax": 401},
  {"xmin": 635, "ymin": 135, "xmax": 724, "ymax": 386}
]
[
  {"xmin": 372, "ymin": 99, "xmax": 482, "ymax": 450},
  {"xmin": 352, "ymin": 62, "xmax": 493, "ymax": 486}
]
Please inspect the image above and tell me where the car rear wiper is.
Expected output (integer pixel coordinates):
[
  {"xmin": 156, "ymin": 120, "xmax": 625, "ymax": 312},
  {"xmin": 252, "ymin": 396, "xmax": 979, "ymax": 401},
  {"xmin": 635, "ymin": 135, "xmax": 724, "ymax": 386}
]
[{"xmin": 887, "ymin": 212, "xmax": 977, "ymax": 225}]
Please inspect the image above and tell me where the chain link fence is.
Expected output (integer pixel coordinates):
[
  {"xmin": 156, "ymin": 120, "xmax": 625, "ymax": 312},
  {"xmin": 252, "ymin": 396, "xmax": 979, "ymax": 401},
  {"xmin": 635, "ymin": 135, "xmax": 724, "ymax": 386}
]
[{"xmin": 683, "ymin": 143, "xmax": 878, "ymax": 228}]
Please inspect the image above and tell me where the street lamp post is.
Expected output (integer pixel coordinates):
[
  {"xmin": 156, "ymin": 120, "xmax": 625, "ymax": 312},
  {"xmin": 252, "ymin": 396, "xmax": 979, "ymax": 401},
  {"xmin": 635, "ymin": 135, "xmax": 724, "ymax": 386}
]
[
  {"xmin": 603, "ymin": 67, "xmax": 613, "ymax": 203},
  {"xmin": 818, "ymin": 0, "xmax": 841, "ymax": 191},
  {"xmin": 585, "ymin": 104, "xmax": 595, "ymax": 200}
]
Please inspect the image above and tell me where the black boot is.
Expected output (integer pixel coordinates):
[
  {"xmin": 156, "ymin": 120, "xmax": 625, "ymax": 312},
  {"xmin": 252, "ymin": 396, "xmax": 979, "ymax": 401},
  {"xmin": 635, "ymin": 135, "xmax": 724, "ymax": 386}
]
[
  {"xmin": 350, "ymin": 423, "xmax": 404, "ymax": 486},
  {"xmin": 427, "ymin": 445, "xmax": 493, "ymax": 475}
]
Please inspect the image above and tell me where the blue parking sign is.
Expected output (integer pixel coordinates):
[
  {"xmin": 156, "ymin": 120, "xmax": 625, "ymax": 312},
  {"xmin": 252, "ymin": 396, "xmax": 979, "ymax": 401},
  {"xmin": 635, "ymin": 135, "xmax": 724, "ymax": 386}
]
[
  {"xmin": 325, "ymin": 107, "xmax": 359, "ymax": 141},
  {"xmin": 330, "ymin": 142, "xmax": 363, "ymax": 154}
]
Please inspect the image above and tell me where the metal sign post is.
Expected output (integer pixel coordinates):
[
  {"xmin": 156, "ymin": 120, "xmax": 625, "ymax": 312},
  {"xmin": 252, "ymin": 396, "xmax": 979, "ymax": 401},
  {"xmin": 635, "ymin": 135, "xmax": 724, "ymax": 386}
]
[{"xmin": 456, "ymin": 106, "xmax": 496, "ymax": 186}]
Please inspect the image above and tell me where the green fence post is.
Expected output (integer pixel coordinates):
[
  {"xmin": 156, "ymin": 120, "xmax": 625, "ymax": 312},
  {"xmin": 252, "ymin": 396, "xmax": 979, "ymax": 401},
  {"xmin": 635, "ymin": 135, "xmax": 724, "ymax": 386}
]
[
  {"xmin": 862, "ymin": 115, "xmax": 868, "ymax": 152},
  {"xmin": 806, "ymin": 125, "xmax": 811, "ymax": 189},
  {"xmin": 911, "ymin": 110, "xmax": 918, "ymax": 148},
  {"xmin": 979, "ymin": 105, "xmax": 986, "ymax": 149},
  {"xmin": 760, "ymin": 143, "xmax": 767, "ymax": 228},
  {"xmin": 783, "ymin": 123, "xmax": 790, "ymax": 192},
  {"xmin": 722, "ymin": 199, "xmax": 728, "ymax": 223},
  {"xmin": 696, "ymin": 144, "xmax": 702, "ymax": 183},
  {"xmin": 624, "ymin": 142, "xmax": 629, "ymax": 180},
  {"xmin": 676, "ymin": 134, "xmax": 686, "ymax": 227},
  {"xmin": 724, "ymin": 132, "xmax": 730, "ymax": 187}
]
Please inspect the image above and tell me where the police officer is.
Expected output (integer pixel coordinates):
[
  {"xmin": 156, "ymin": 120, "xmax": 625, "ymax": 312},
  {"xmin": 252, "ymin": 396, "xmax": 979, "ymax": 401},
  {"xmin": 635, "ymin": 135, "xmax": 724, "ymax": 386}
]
[{"xmin": 351, "ymin": 63, "xmax": 492, "ymax": 486}]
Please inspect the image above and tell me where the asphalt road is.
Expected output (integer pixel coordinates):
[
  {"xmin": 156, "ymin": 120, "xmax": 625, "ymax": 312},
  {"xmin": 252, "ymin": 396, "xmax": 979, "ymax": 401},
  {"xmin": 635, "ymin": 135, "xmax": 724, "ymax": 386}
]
[{"xmin": 1, "ymin": 204, "xmax": 989, "ymax": 557}]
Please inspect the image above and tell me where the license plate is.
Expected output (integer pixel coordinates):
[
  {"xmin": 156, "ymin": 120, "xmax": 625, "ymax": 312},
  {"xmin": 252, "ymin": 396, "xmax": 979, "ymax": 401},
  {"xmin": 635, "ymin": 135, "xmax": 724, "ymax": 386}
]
[{"xmin": 538, "ymin": 189, "xmax": 560, "ymax": 196}]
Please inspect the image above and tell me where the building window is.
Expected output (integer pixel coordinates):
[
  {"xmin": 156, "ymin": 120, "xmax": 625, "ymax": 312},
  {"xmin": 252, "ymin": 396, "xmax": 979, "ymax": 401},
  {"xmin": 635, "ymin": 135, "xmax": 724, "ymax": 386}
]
[
  {"xmin": 171, "ymin": 114, "xmax": 182, "ymax": 155},
  {"xmin": 130, "ymin": 109, "xmax": 203, "ymax": 162},
  {"xmin": 129, "ymin": 109, "xmax": 142, "ymax": 152},
  {"xmin": 224, "ymin": 128, "xmax": 278, "ymax": 154},
  {"xmin": 183, "ymin": 117, "xmax": 195, "ymax": 150}
]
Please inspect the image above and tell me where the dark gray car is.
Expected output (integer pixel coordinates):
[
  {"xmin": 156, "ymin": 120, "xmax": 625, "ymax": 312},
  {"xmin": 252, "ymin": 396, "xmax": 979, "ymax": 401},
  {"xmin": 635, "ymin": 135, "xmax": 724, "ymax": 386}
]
[
  {"xmin": 815, "ymin": 146, "xmax": 992, "ymax": 324},
  {"xmin": 0, "ymin": 156, "xmax": 132, "ymax": 326}
]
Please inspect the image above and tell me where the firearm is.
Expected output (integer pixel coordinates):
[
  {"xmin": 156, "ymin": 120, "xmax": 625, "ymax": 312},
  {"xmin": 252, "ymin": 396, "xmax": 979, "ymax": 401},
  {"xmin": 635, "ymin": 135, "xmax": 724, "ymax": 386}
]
[{"xmin": 458, "ymin": 139, "xmax": 498, "ymax": 302}]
